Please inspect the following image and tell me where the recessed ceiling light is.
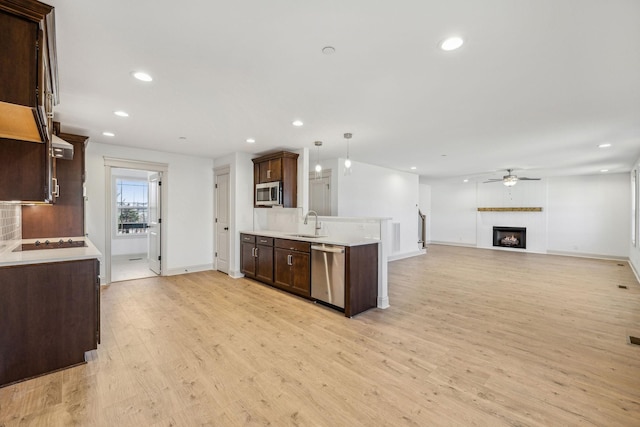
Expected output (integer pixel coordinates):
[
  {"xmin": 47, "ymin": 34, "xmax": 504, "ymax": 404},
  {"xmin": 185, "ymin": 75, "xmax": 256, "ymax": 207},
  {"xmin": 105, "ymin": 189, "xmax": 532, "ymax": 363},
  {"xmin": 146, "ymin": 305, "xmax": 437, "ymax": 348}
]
[
  {"xmin": 132, "ymin": 71, "xmax": 153, "ymax": 82},
  {"xmin": 463, "ymin": 179, "xmax": 469, "ymax": 183},
  {"xmin": 114, "ymin": 110, "xmax": 129, "ymax": 117},
  {"xmin": 600, "ymin": 169, "xmax": 609, "ymax": 172},
  {"xmin": 410, "ymin": 166, "xmax": 417, "ymax": 170},
  {"xmin": 598, "ymin": 143, "xmax": 611, "ymax": 148},
  {"xmin": 322, "ymin": 46, "xmax": 335, "ymax": 55},
  {"xmin": 102, "ymin": 131, "xmax": 115, "ymax": 137},
  {"xmin": 292, "ymin": 120, "xmax": 303, "ymax": 127},
  {"xmin": 440, "ymin": 36, "xmax": 464, "ymax": 51},
  {"xmin": 246, "ymin": 138, "xmax": 256, "ymax": 143}
]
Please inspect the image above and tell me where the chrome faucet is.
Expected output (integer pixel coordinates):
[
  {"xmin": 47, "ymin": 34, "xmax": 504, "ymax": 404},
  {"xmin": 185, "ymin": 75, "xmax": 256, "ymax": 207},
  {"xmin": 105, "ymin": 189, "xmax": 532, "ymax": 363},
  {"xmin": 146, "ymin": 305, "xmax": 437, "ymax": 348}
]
[{"xmin": 304, "ymin": 210, "xmax": 321, "ymax": 235}]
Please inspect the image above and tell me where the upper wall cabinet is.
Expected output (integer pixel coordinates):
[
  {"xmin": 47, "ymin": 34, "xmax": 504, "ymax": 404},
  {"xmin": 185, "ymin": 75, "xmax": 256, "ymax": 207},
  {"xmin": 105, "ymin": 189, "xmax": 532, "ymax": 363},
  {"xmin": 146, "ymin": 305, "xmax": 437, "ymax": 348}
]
[
  {"xmin": 22, "ymin": 130, "xmax": 88, "ymax": 238},
  {"xmin": 0, "ymin": 0, "xmax": 58, "ymax": 203},
  {"xmin": 0, "ymin": 0, "xmax": 58, "ymax": 143},
  {"xmin": 252, "ymin": 151, "xmax": 299, "ymax": 208}
]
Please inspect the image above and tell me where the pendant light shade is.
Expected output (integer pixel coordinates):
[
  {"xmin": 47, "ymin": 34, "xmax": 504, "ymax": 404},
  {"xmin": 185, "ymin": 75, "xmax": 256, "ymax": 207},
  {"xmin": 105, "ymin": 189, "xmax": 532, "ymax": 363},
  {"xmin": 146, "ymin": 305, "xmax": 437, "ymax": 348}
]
[
  {"xmin": 344, "ymin": 132, "xmax": 352, "ymax": 175},
  {"xmin": 314, "ymin": 141, "xmax": 323, "ymax": 178}
]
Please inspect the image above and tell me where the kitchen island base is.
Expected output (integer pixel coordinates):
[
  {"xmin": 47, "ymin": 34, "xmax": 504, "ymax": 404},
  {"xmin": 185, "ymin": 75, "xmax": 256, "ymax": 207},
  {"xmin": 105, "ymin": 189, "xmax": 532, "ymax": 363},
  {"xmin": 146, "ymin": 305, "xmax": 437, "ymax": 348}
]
[{"xmin": 0, "ymin": 258, "xmax": 100, "ymax": 387}]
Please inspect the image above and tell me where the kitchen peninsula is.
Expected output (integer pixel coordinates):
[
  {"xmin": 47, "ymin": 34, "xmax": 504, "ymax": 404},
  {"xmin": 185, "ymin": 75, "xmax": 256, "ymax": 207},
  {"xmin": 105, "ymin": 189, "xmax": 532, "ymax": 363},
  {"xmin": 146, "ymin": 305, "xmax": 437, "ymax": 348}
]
[
  {"xmin": 240, "ymin": 230, "xmax": 379, "ymax": 317},
  {"xmin": 0, "ymin": 237, "xmax": 101, "ymax": 387}
]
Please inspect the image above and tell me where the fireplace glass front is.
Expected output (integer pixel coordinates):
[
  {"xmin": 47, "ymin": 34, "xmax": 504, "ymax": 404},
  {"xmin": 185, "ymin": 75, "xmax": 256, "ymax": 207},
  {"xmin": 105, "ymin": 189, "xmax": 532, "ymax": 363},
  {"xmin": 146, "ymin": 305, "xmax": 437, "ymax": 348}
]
[{"xmin": 493, "ymin": 226, "xmax": 526, "ymax": 249}]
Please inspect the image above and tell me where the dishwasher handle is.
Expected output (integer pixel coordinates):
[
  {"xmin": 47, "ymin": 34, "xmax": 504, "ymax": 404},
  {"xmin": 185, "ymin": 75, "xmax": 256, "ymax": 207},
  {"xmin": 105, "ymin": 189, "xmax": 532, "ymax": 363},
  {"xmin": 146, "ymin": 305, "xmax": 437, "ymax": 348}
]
[{"xmin": 311, "ymin": 245, "xmax": 345, "ymax": 254}]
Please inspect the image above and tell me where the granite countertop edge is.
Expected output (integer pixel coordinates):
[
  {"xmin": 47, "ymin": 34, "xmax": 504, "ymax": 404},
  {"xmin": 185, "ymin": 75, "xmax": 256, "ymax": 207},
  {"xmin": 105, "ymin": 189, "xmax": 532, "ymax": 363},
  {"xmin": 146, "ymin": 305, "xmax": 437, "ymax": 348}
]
[
  {"xmin": 0, "ymin": 237, "xmax": 102, "ymax": 267},
  {"xmin": 240, "ymin": 230, "xmax": 381, "ymax": 247}
]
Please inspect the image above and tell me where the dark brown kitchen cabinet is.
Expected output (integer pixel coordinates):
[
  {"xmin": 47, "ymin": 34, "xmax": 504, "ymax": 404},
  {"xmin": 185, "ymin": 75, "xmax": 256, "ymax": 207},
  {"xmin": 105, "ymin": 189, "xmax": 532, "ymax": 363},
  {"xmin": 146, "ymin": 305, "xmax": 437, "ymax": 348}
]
[
  {"xmin": 274, "ymin": 238, "xmax": 311, "ymax": 297},
  {"xmin": 252, "ymin": 151, "xmax": 298, "ymax": 208},
  {"xmin": 240, "ymin": 234, "xmax": 274, "ymax": 284},
  {"xmin": 257, "ymin": 157, "xmax": 282, "ymax": 182},
  {"xmin": 0, "ymin": 258, "xmax": 100, "ymax": 387},
  {"xmin": 0, "ymin": 0, "xmax": 58, "ymax": 143},
  {"xmin": 0, "ymin": 0, "xmax": 58, "ymax": 203},
  {"xmin": 21, "ymin": 129, "xmax": 88, "ymax": 237},
  {"xmin": 344, "ymin": 243, "xmax": 378, "ymax": 317}
]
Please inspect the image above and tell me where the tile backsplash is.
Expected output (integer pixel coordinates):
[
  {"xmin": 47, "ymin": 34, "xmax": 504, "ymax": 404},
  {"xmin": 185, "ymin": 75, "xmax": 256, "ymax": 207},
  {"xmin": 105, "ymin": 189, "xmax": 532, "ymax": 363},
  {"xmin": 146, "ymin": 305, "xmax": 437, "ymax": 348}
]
[{"xmin": 0, "ymin": 203, "xmax": 21, "ymax": 249}]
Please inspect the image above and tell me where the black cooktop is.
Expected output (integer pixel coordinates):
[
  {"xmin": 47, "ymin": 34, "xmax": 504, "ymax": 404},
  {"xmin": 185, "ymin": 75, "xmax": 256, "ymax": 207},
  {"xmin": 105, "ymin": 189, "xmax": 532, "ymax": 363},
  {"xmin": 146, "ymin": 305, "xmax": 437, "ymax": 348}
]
[{"xmin": 14, "ymin": 239, "xmax": 87, "ymax": 252}]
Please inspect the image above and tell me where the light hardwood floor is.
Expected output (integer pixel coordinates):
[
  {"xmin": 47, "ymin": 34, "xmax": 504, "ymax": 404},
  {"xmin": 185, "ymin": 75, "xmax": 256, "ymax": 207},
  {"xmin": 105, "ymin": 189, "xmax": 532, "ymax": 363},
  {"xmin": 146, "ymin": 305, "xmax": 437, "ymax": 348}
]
[{"xmin": 1, "ymin": 245, "xmax": 639, "ymax": 426}]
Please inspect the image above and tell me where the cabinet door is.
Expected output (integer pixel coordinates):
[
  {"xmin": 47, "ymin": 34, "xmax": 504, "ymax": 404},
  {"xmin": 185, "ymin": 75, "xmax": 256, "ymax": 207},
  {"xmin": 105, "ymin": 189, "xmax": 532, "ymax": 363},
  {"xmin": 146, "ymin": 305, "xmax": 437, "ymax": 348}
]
[
  {"xmin": 0, "ymin": 138, "xmax": 48, "ymax": 202},
  {"xmin": 255, "ymin": 244, "xmax": 274, "ymax": 283},
  {"xmin": 0, "ymin": 10, "xmax": 38, "ymax": 107},
  {"xmin": 268, "ymin": 158, "xmax": 282, "ymax": 181},
  {"xmin": 241, "ymin": 242, "xmax": 256, "ymax": 277},
  {"xmin": 273, "ymin": 247, "xmax": 292, "ymax": 289},
  {"xmin": 258, "ymin": 161, "xmax": 270, "ymax": 183},
  {"xmin": 259, "ymin": 159, "xmax": 282, "ymax": 183},
  {"xmin": 290, "ymin": 251, "xmax": 310, "ymax": 296}
]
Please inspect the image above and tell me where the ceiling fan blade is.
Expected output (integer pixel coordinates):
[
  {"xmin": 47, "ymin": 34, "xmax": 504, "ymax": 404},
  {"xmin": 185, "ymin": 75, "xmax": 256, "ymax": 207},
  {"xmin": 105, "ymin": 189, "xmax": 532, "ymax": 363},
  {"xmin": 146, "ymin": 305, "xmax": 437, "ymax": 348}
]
[
  {"xmin": 483, "ymin": 179, "xmax": 504, "ymax": 183},
  {"xmin": 518, "ymin": 177, "xmax": 541, "ymax": 181}
]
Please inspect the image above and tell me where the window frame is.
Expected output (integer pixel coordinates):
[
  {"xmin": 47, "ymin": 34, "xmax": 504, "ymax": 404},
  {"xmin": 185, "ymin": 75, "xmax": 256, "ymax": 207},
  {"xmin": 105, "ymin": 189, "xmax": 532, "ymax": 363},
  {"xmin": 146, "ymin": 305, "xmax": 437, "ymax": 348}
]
[{"xmin": 112, "ymin": 175, "xmax": 150, "ymax": 239}]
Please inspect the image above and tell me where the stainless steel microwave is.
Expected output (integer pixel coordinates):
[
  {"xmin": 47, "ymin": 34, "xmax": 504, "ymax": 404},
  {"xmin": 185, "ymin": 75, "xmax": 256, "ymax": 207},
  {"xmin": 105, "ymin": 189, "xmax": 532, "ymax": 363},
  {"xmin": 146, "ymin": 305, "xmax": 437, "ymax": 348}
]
[{"xmin": 255, "ymin": 181, "xmax": 282, "ymax": 206}]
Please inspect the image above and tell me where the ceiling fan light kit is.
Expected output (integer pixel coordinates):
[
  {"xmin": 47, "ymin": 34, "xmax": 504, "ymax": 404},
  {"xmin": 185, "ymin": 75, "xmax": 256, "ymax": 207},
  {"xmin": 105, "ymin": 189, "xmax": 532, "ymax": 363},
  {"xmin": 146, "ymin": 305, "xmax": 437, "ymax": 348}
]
[{"xmin": 483, "ymin": 169, "xmax": 541, "ymax": 187}]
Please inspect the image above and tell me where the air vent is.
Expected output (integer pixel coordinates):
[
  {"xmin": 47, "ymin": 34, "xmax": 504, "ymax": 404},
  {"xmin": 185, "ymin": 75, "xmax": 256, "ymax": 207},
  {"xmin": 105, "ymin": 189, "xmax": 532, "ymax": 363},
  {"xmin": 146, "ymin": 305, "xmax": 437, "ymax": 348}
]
[
  {"xmin": 618, "ymin": 285, "xmax": 628, "ymax": 289},
  {"xmin": 629, "ymin": 336, "xmax": 640, "ymax": 346}
]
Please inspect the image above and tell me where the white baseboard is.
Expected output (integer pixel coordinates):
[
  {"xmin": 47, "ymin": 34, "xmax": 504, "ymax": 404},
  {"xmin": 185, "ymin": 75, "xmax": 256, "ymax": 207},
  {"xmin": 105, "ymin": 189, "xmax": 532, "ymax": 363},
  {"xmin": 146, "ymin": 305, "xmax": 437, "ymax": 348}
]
[
  {"xmin": 429, "ymin": 240, "xmax": 477, "ymax": 248},
  {"xmin": 388, "ymin": 249, "xmax": 426, "ymax": 262},
  {"xmin": 629, "ymin": 260, "xmax": 640, "ymax": 284},
  {"xmin": 546, "ymin": 250, "xmax": 628, "ymax": 262},
  {"xmin": 228, "ymin": 269, "xmax": 245, "ymax": 279},
  {"xmin": 165, "ymin": 263, "xmax": 213, "ymax": 276},
  {"xmin": 377, "ymin": 296, "xmax": 390, "ymax": 309}
]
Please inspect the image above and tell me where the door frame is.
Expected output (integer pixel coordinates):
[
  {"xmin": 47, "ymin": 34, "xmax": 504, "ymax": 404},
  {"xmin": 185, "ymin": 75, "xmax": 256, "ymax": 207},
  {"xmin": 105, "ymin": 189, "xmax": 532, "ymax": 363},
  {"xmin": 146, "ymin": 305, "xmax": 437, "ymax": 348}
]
[
  {"xmin": 104, "ymin": 157, "xmax": 169, "ymax": 284},
  {"xmin": 214, "ymin": 165, "xmax": 230, "ymax": 273}
]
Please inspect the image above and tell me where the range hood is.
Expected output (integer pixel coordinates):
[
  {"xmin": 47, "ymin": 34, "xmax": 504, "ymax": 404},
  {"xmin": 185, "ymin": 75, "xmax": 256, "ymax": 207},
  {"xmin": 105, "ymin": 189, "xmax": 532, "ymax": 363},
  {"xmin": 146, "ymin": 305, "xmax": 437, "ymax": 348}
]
[{"xmin": 52, "ymin": 134, "xmax": 74, "ymax": 160}]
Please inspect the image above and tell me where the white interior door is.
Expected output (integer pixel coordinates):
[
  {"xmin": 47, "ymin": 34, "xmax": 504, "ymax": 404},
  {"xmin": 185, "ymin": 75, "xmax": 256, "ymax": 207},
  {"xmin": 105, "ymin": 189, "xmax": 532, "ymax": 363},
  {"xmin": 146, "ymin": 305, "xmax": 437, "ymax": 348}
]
[
  {"xmin": 309, "ymin": 171, "xmax": 331, "ymax": 216},
  {"xmin": 215, "ymin": 172, "xmax": 230, "ymax": 273},
  {"xmin": 148, "ymin": 172, "xmax": 162, "ymax": 274}
]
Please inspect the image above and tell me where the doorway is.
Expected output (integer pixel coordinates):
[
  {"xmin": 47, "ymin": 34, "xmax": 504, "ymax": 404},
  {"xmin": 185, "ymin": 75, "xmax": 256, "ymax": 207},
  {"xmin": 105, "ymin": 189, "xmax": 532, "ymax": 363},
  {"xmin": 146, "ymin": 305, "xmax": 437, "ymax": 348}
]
[
  {"xmin": 214, "ymin": 167, "xmax": 230, "ymax": 273},
  {"xmin": 104, "ymin": 158, "xmax": 168, "ymax": 284},
  {"xmin": 309, "ymin": 169, "xmax": 332, "ymax": 216}
]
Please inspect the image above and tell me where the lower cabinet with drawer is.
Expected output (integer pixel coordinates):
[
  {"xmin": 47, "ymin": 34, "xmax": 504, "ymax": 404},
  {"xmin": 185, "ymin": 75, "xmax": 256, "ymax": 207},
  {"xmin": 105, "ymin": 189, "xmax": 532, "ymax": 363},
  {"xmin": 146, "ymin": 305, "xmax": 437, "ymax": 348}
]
[
  {"xmin": 240, "ymin": 233, "xmax": 379, "ymax": 317},
  {"xmin": 273, "ymin": 238, "xmax": 311, "ymax": 297},
  {"xmin": 240, "ymin": 234, "xmax": 274, "ymax": 284}
]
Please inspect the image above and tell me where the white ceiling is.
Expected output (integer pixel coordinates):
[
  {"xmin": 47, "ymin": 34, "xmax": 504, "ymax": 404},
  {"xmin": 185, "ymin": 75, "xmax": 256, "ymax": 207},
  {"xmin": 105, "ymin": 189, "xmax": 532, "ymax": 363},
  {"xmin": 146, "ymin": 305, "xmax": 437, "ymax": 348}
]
[{"xmin": 49, "ymin": 0, "xmax": 640, "ymax": 182}]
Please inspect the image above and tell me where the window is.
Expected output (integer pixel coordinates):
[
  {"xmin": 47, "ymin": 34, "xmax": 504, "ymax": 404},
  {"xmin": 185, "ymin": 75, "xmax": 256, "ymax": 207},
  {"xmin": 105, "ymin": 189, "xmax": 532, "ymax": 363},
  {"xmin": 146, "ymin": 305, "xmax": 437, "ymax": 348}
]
[
  {"xmin": 115, "ymin": 178, "xmax": 149, "ymax": 235},
  {"xmin": 633, "ymin": 169, "xmax": 638, "ymax": 247}
]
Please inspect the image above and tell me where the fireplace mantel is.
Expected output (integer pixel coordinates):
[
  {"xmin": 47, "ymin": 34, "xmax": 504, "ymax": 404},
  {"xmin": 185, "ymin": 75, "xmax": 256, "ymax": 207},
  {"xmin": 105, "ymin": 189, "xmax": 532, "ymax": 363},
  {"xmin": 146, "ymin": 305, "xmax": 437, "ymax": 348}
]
[{"xmin": 477, "ymin": 207, "xmax": 543, "ymax": 212}]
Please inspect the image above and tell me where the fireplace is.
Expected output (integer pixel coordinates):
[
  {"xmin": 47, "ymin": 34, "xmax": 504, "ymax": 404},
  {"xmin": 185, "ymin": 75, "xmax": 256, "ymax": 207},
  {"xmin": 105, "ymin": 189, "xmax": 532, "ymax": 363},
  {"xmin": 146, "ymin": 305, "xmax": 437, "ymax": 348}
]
[{"xmin": 493, "ymin": 226, "xmax": 526, "ymax": 249}]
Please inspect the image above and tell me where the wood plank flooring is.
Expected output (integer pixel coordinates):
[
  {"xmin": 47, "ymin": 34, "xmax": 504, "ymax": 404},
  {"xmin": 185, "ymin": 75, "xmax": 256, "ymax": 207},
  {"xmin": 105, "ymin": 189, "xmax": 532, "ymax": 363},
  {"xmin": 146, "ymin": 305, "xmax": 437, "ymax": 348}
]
[{"xmin": 1, "ymin": 244, "xmax": 639, "ymax": 426}]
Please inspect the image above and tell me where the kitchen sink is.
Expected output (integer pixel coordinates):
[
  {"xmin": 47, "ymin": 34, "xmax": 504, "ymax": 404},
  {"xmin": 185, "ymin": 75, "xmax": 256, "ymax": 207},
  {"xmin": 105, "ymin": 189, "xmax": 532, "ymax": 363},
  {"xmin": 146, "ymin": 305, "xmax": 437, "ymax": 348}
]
[{"xmin": 289, "ymin": 234, "xmax": 327, "ymax": 239}]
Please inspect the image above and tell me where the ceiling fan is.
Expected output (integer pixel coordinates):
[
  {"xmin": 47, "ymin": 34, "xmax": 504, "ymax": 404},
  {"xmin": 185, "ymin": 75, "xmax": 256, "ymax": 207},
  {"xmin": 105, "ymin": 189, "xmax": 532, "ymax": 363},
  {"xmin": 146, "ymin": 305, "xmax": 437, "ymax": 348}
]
[{"xmin": 483, "ymin": 169, "xmax": 541, "ymax": 187}]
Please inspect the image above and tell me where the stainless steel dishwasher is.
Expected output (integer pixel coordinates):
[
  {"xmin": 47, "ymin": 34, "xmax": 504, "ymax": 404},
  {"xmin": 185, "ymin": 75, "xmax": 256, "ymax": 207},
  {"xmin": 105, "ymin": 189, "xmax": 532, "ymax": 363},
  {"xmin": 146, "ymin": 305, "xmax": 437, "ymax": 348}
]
[{"xmin": 311, "ymin": 244, "xmax": 346, "ymax": 308}]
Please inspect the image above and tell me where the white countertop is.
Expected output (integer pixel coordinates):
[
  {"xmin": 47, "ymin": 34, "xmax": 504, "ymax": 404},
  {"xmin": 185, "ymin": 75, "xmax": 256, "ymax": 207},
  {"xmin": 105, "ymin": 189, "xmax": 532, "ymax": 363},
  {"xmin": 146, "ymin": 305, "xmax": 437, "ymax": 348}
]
[
  {"xmin": 0, "ymin": 237, "xmax": 102, "ymax": 267},
  {"xmin": 240, "ymin": 230, "xmax": 380, "ymax": 247}
]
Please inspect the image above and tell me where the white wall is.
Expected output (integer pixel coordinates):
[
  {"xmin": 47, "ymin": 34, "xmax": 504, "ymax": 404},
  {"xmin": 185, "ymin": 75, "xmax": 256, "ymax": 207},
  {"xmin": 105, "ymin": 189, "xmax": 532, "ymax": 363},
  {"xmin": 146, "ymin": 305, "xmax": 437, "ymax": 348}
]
[
  {"xmin": 429, "ymin": 182, "xmax": 477, "ymax": 245},
  {"xmin": 86, "ymin": 142, "xmax": 214, "ymax": 280},
  {"xmin": 426, "ymin": 173, "xmax": 631, "ymax": 258},
  {"xmin": 336, "ymin": 159, "xmax": 421, "ymax": 258},
  {"xmin": 547, "ymin": 174, "xmax": 629, "ymax": 257},
  {"xmin": 628, "ymin": 158, "xmax": 640, "ymax": 278}
]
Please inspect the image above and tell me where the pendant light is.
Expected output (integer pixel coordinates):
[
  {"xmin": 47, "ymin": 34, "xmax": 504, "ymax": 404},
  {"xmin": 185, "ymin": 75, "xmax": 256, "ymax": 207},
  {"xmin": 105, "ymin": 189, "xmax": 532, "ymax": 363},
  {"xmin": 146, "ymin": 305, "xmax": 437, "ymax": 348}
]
[
  {"xmin": 314, "ymin": 141, "xmax": 323, "ymax": 179},
  {"xmin": 343, "ymin": 132, "xmax": 352, "ymax": 175}
]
